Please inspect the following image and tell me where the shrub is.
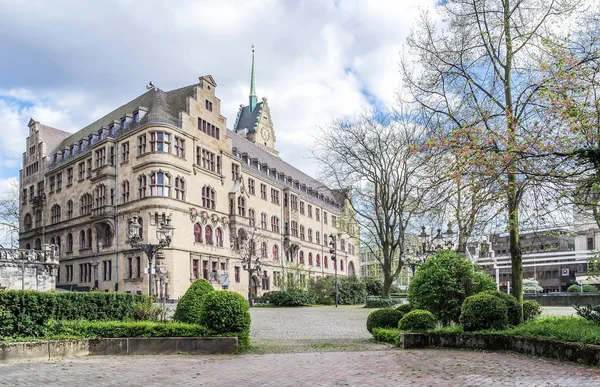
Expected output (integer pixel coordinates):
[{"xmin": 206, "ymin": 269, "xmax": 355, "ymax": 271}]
[
  {"xmin": 173, "ymin": 279, "xmax": 215, "ymax": 324},
  {"xmin": 523, "ymin": 300, "xmax": 542, "ymax": 322},
  {"xmin": 408, "ymin": 250, "xmax": 496, "ymax": 325},
  {"xmin": 363, "ymin": 277, "xmax": 384, "ymax": 296},
  {"xmin": 567, "ymin": 284, "xmax": 597, "ymax": 293},
  {"xmin": 366, "ymin": 308, "xmax": 403, "ymax": 333},
  {"xmin": 365, "ymin": 298, "xmax": 397, "ymax": 308},
  {"xmin": 398, "ymin": 310, "xmax": 437, "ymax": 332},
  {"xmin": 523, "ymin": 278, "xmax": 543, "ymax": 293},
  {"xmin": 508, "ymin": 316, "xmax": 600, "ymax": 345},
  {"xmin": 199, "ymin": 291, "xmax": 251, "ymax": 351},
  {"xmin": 574, "ymin": 303, "xmax": 600, "ymax": 324},
  {"xmin": 267, "ymin": 290, "xmax": 316, "ymax": 306},
  {"xmin": 133, "ymin": 297, "xmax": 170, "ymax": 321},
  {"xmin": 371, "ymin": 327, "xmax": 399, "ymax": 344},
  {"xmin": 480, "ymin": 290, "xmax": 522, "ymax": 326},
  {"xmin": 396, "ymin": 303, "xmax": 413, "ymax": 316},
  {"xmin": 0, "ymin": 290, "xmax": 147, "ymax": 338},
  {"xmin": 460, "ymin": 293, "xmax": 508, "ymax": 331},
  {"xmin": 308, "ymin": 276, "xmax": 366, "ymax": 305},
  {"xmin": 45, "ymin": 319, "xmax": 210, "ymax": 338}
]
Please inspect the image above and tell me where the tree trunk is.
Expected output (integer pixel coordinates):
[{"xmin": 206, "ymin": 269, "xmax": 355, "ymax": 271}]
[{"xmin": 382, "ymin": 274, "xmax": 393, "ymax": 298}]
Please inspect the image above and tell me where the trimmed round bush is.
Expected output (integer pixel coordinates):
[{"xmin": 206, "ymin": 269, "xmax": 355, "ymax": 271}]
[
  {"xmin": 396, "ymin": 303, "xmax": 413, "ymax": 315},
  {"xmin": 480, "ymin": 290, "xmax": 521, "ymax": 326},
  {"xmin": 523, "ymin": 300, "xmax": 542, "ymax": 322},
  {"xmin": 398, "ymin": 309, "xmax": 437, "ymax": 332},
  {"xmin": 460, "ymin": 293, "xmax": 508, "ymax": 331},
  {"xmin": 567, "ymin": 284, "xmax": 597, "ymax": 293},
  {"xmin": 199, "ymin": 291, "xmax": 251, "ymax": 335},
  {"xmin": 173, "ymin": 279, "xmax": 215, "ymax": 324},
  {"xmin": 366, "ymin": 308, "xmax": 403, "ymax": 333}
]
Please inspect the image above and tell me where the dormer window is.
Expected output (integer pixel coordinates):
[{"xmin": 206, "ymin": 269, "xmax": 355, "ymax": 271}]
[
  {"xmin": 133, "ymin": 111, "xmax": 139, "ymax": 124},
  {"xmin": 121, "ymin": 118, "xmax": 127, "ymax": 129}
]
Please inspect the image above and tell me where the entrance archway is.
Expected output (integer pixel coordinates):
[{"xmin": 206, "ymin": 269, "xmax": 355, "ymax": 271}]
[{"xmin": 348, "ymin": 261, "xmax": 356, "ymax": 276}]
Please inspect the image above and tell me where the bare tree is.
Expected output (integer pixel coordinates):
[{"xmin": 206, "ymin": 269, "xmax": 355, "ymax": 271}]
[
  {"xmin": 402, "ymin": 0, "xmax": 580, "ymax": 303},
  {"xmin": 232, "ymin": 226, "xmax": 270, "ymax": 307},
  {"xmin": 0, "ymin": 179, "xmax": 19, "ymax": 248},
  {"xmin": 313, "ymin": 109, "xmax": 440, "ymax": 297}
]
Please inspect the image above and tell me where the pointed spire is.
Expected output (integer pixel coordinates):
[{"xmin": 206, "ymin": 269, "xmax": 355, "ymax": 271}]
[{"xmin": 249, "ymin": 45, "xmax": 257, "ymax": 113}]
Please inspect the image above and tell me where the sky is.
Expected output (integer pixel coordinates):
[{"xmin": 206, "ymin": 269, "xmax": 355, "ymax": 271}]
[{"xmin": 0, "ymin": 0, "xmax": 437, "ymax": 198}]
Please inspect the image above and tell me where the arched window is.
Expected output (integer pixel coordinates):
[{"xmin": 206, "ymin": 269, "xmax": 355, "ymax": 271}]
[
  {"xmin": 95, "ymin": 184, "xmax": 107, "ymax": 207},
  {"xmin": 202, "ymin": 186, "xmax": 216, "ymax": 209},
  {"xmin": 299, "ymin": 251, "xmax": 304, "ymax": 264},
  {"xmin": 308, "ymin": 253, "xmax": 313, "ymax": 266},
  {"xmin": 50, "ymin": 237, "xmax": 55, "ymax": 245},
  {"xmin": 271, "ymin": 216, "xmax": 280, "ymax": 233},
  {"xmin": 261, "ymin": 242, "xmax": 267, "ymax": 258},
  {"xmin": 340, "ymin": 259, "xmax": 344, "ymax": 271},
  {"xmin": 87, "ymin": 228, "xmax": 93, "ymax": 249},
  {"xmin": 316, "ymin": 254, "xmax": 320, "ymax": 267},
  {"xmin": 150, "ymin": 172, "xmax": 171, "ymax": 197},
  {"xmin": 80, "ymin": 193, "xmax": 93, "ymax": 215},
  {"xmin": 67, "ymin": 233, "xmax": 73, "ymax": 252},
  {"xmin": 175, "ymin": 177, "xmax": 185, "ymax": 200},
  {"xmin": 216, "ymin": 228, "xmax": 223, "ymax": 247},
  {"xmin": 34, "ymin": 238, "xmax": 41, "ymax": 250},
  {"xmin": 24, "ymin": 213, "xmax": 32, "ymax": 231},
  {"xmin": 237, "ymin": 196, "xmax": 246, "ymax": 216},
  {"xmin": 80, "ymin": 230, "xmax": 86, "ymax": 249},
  {"xmin": 51, "ymin": 204, "xmax": 61, "ymax": 224},
  {"xmin": 273, "ymin": 245, "xmax": 279, "ymax": 261},
  {"xmin": 324, "ymin": 255, "xmax": 328, "ymax": 268},
  {"xmin": 205, "ymin": 225, "xmax": 213, "ymax": 245},
  {"xmin": 67, "ymin": 200, "xmax": 73, "ymax": 219},
  {"xmin": 248, "ymin": 208, "xmax": 256, "ymax": 227},
  {"xmin": 260, "ymin": 212, "xmax": 267, "ymax": 229},
  {"xmin": 26, "ymin": 243, "xmax": 31, "ymax": 250},
  {"xmin": 194, "ymin": 223, "xmax": 202, "ymax": 243}
]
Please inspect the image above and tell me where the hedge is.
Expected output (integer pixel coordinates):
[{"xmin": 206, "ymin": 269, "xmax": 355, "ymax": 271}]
[
  {"xmin": 365, "ymin": 298, "xmax": 397, "ymax": 308},
  {"xmin": 267, "ymin": 291, "xmax": 316, "ymax": 306},
  {"xmin": 45, "ymin": 319, "xmax": 210, "ymax": 338},
  {"xmin": 0, "ymin": 290, "xmax": 148, "ymax": 338},
  {"xmin": 173, "ymin": 279, "xmax": 215, "ymax": 324},
  {"xmin": 372, "ymin": 327, "xmax": 399, "ymax": 344}
]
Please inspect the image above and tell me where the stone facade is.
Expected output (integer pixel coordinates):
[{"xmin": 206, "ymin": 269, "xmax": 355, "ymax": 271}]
[
  {"xmin": 18, "ymin": 72, "xmax": 359, "ymax": 300},
  {"xmin": 0, "ymin": 247, "xmax": 58, "ymax": 291}
]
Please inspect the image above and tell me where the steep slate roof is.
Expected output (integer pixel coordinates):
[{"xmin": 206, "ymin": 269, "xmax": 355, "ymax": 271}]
[
  {"xmin": 233, "ymin": 101, "xmax": 264, "ymax": 133},
  {"xmin": 37, "ymin": 124, "xmax": 72, "ymax": 155},
  {"xmin": 52, "ymin": 84, "xmax": 198, "ymax": 153},
  {"xmin": 228, "ymin": 129, "xmax": 344, "ymax": 208}
]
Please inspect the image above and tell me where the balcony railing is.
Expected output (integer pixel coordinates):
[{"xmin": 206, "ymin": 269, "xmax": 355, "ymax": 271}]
[
  {"xmin": 0, "ymin": 247, "xmax": 58, "ymax": 263},
  {"xmin": 91, "ymin": 205, "xmax": 116, "ymax": 219}
]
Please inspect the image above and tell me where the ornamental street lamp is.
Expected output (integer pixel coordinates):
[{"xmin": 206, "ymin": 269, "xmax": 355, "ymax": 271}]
[
  {"xmin": 126, "ymin": 215, "xmax": 174, "ymax": 297},
  {"xmin": 329, "ymin": 234, "xmax": 338, "ymax": 308},
  {"xmin": 418, "ymin": 223, "xmax": 455, "ymax": 255}
]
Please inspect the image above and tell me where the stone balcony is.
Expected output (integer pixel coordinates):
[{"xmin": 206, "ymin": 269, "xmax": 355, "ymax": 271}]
[{"xmin": 91, "ymin": 205, "xmax": 116, "ymax": 220}]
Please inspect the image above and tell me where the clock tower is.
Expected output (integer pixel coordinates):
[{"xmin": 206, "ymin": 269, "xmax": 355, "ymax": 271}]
[{"xmin": 233, "ymin": 48, "xmax": 278, "ymax": 156}]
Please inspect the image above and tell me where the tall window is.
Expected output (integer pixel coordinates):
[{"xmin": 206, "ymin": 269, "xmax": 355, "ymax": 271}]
[
  {"xmin": 235, "ymin": 267, "xmax": 240, "ymax": 282},
  {"xmin": 137, "ymin": 134, "xmax": 146, "ymax": 155},
  {"xmin": 67, "ymin": 233, "xmax": 73, "ymax": 252},
  {"xmin": 270, "ymin": 189, "xmax": 279, "ymax": 205},
  {"xmin": 205, "ymin": 225, "xmax": 213, "ymax": 245},
  {"xmin": 231, "ymin": 163, "xmax": 240, "ymax": 180},
  {"xmin": 138, "ymin": 175, "xmax": 147, "ymax": 198},
  {"xmin": 324, "ymin": 256, "xmax": 328, "ymax": 268},
  {"xmin": 150, "ymin": 132, "xmax": 170, "ymax": 152},
  {"xmin": 67, "ymin": 168, "xmax": 73, "ymax": 185},
  {"xmin": 175, "ymin": 177, "xmax": 185, "ymax": 200},
  {"xmin": 35, "ymin": 210, "xmax": 42, "ymax": 228},
  {"xmin": 49, "ymin": 176, "xmax": 55, "ymax": 192},
  {"xmin": 271, "ymin": 216, "xmax": 280, "ymax": 233},
  {"xmin": 273, "ymin": 245, "xmax": 279, "ymax": 261},
  {"xmin": 290, "ymin": 195, "xmax": 298, "ymax": 210},
  {"xmin": 248, "ymin": 178, "xmax": 255, "ymax": 195},
  {"xmin": 316, "ymin": 231, "xmax": 320, "ymax": 245},
  {"xmin": 80, "ymin": 193, "xmax": 93, "ymax": 215},
  {"xmin": 324, "ymin": 211, "xmax": 328, "ymax": 225},
  {"xmin": 56, "ymin": 173, "xmax": 62, "ymax": 190},
  {"xmin": 316, "ymin": 209, "xmax": 320, "ymax": 221},
  {"xmin": 216, "ymin": 228, "xmax": 223, "ymax": 247},
  {"xmin": 174, "ymin": 137, "xmax": 185, "ymax": 158},
  {"xmin": 308, "ymin": 253, "xmax": 313, "ymax": 266},
  {"xmin": 260, "ymin": 184, "xmax": 267, "ymax": 200},
  {"xmin": 78, "ymin": 162, "xmax": 85, "ymax": 180},
  {"xmin": 95, "ymin": 148, "xmax": 106, "ymax": 168},
  {"xmin": 122, "ymin": 181, "xmax": 130, "ymax": 203},
  {"xmin": 290, "ymin": 221, "xmax": 298, "ymax": 237},
  {"xmin": 79, "ymin": 230, "xmax": 86, "ymax": 249},
  {"xmin": 308, "ymin": 228, "xmax": 313, "ymax": 243},
  {"xmin": 316, "ymin": 254, "xmax": 320, "ymax": 267},
  {"xmin": 237, "ymin": 196, "xmax": 246, "ymax": 216},
  {"xmin": 51, "ymin": 204, "xmax": 61, "ymax": 224},
  {"xmin": 121, "ymin": 142, "xmax": 129, "ymax": 162},
  {"xmin": 261, "ymin": 242, "xmax": 267, "ymax": 258},
  {"xmin": 340, "ymin": 259, "xmax": 344, "ymax": 271},
  {"xmin": 87, "ymin": 228, "xmax": 92, "ymax": 249},
  {"xmin": 202, "ymin": 186, "xmax": 216, "ymax": 209},
  {"xmin": 194, "ymin": 223, "xmax": 202, "ymax": 243},
  {"xmin": 248, "ymin": 208, "xmax": 256, "ymax": 227},
  {"xmin": 308, "ymin": 204, "xmax": 312, "ymax": 218},
  {"xmin": 299, "ymin": 251, "xmax": 305, "ymax": 264},
  {"xmin": 64, "ymin": 200, "xmax": 72, "ymax": 219},
  {"xmin": 260, "ymin": 212, "xmax": 267, "ymax": 229},
  {"xmin": 300, "ymin": 201, "xmax": 305, "ymax": 215},
  {"xmin": 150, "ymin": 172, "xmax": 171, "ymax": 197},
  {"xmin": 95, "ymin": 184, "xmax": 107, "ymax": 208},
  {"xmin": 24, "ymin": 213, "xmax": 32, "ymax": 231}
]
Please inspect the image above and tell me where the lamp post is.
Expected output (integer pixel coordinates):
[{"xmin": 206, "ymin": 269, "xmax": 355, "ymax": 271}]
[
  {"xmin": 405, "ymin": 223, "xmax": 456, "ymax": 278},
  {"xmin": 126, "ymin": 215, "xmax": 174, "ymax": 297},
  {"xmin": 243, "ymin": 257, "xmax": 261, "ymax": 307},
  {"xmin": 329, "ymin": 235, "xmax": 338, "ymax": 308}
]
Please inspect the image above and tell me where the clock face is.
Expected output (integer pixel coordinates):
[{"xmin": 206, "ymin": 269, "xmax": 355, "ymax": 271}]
[{"xmin": 261, "ymin": 127, "xmax": 271, "ymax": 141}]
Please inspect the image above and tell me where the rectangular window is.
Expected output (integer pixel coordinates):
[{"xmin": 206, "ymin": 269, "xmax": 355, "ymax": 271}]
[
  {"xmin": 205, "ymin": 99, "xmax": 213, "ymax": 112},
  {"xmin": 316, "ymin": 231, "xmax": 321, "ymax": 245},
  {"xmin": 36, "ymin": 181, "xmax": 44, "ymax": 197},
  {"xmin": 150, "ymin": 132, "xmax": 171, "ymax": 153},
  {"xmin": 103, "ymin": 260, "xmax": 112, "ymax": 281},
  {"xmin": 136, "ymin": 256, "xmax": 141, "ymax": 278},
  {"xmin": 174, "ymin": 137, "xmax": 185, "ymax": 158},
  {"xmin": 324, "ymin": 211, "xmax": 328, "ymax": 225},
  {"xmin": 78, "ymin": 162, "xmax": 85, "ymax": 181},
  {"xmin": 95, "ymin": 148, "xmax": 106, "ymax": 168},
  {"xmin": 197, "ymin": 118, "xmax": 220, "ymax": 140},
  {"xmin": 308, "ymin": 205, "xmax": 312, "ymax": 218},
  {"xmin": 127, "ymin": 257, "xmax": 133, "ymax": 279},
  {"xmin": 261, "ymin": 271, "xmax": 270, "ymax": 291},
  {"xmin": 331, "ymin": 215, "xmax": 337, "ymax": 228},
  {"xmin": 22, "ymin": 189, "xmax": 27, "ymax": 204},
  {"xmin": 235, "ymin": 266, "xmax": 241, "ymax": 283},
  {"xmin": 316, "ymin": 209, "xmax": 320, "ymax": 222},
  {"xmin": 137, "ymin": 134, "xmax": 146, "ymax": 155},
  {"xmin": 248, "ymin": 178, "xmax": 255, "ymax": 195},
  {"xmin": 193, "ymin": 259, "xmax": 199, "ymax": 279},
  {"xmin": 587, "ymin": 237, "xmax": 595, "ymax": 250},
  {"xmin": 271, "ymin": 189, "xmax": 279, "ymax": 205},
  {"xmin": 290, "ymin": 195, "xmax": 298, "ymax": 211},
  {"xmin": 121, "ymin": 142, "xmax": 130, "ymax": 162},
  {"xmin": 300, "ymin": 201, "xmax": 305, "ymax": 215},
  {"xmin": 260, "ymin": 184, "xmax": 267, "ymax": 200},
  {"xmin": 49, "ymin": 176, "xmax": 55, "ymax": 192},
  {"xmin": 202, "ymin": 149, "xmax": 216, "ymax": 172},
  {"xmin": 86, "ymin": 158, "xmax": 92, "ymax": 178},
  {"xmin": 66, "ymin": 265, "xmax": 73, "ymax": 282},
  {"xmin": 56, "ymin": 173, "xmax": 62, "ymax": 190},
  {"xmin": 67, "ymin": 168, "xmax": 73, "ymax": 185},
  {"xmin": 231, "ymin": 163, "xmax": 240, "ymax": 181}
]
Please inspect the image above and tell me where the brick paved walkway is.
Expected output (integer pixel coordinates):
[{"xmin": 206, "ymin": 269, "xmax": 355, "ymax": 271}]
[{"xmin": 1, "ymin": 349, "xmax": 599, "ymax": 386}]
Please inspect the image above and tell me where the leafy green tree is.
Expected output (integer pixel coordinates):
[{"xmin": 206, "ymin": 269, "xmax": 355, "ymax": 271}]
[
  {"xmin": 408, "ymin": 250, "xmax": 496, "ymax": 325},
  {"xmin": 523, "ymin": 278, "xmax": 544, "ymax": 293}
]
